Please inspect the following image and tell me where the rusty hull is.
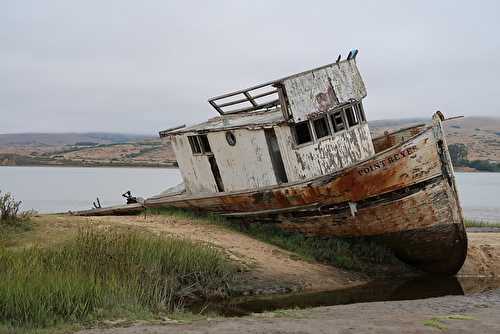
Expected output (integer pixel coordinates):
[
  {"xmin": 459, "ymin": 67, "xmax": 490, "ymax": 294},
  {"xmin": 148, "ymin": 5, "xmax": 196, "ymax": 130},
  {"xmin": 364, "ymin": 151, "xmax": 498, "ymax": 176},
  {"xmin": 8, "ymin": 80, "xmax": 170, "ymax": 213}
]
[
  {"xmin": 147, "ymin": 123, "xmax": 444, "ymax": 213},
  {"xmin": 145, "ymin": 114, "xmax": 467, "ymax": 275}
]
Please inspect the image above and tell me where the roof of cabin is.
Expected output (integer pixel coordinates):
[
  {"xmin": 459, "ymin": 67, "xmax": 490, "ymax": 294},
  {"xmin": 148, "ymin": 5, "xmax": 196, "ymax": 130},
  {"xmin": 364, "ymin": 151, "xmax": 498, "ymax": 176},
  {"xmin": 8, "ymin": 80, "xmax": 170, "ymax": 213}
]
[{"xmin": 163, "ymin": 108, "xmax": 286, "ymax": 136}]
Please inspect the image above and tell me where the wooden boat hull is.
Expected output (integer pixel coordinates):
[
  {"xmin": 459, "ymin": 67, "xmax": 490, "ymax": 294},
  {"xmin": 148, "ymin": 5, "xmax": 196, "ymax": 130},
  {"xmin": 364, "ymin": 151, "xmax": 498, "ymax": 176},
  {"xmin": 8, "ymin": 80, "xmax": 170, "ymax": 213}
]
[
  {"xmin": 275, "ymin": 176, "xmax": 467, "ymax": 274},
  {"xmin": 145, "ymin": 113, "xmax": 467, "ymax": 275}
]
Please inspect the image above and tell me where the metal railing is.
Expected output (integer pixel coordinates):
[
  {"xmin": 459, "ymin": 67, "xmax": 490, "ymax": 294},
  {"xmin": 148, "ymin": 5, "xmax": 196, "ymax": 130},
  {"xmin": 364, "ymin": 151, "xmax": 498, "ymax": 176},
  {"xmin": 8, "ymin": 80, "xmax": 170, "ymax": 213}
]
[{"xmin": 208, "ymin": 80, "xmax": 281, "ymax": 115}]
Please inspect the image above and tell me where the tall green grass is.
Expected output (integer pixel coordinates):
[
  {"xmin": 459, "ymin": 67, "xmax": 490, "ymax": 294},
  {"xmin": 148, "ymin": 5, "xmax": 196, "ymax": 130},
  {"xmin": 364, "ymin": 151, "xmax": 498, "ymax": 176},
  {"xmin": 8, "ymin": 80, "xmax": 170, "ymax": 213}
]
[
  {"xmin": 0, "ymin": 228, "xmax": 234, "ymax": 329},
  {"xmin": 146, "ymin": 207, "xmax": 408, "ymax": 273}
]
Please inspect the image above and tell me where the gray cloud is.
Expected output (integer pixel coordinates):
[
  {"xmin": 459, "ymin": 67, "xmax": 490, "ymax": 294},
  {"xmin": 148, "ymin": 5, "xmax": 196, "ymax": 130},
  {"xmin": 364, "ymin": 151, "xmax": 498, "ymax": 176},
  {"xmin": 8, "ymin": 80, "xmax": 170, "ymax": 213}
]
[{"xmin": 2, "ymin": 0, "xmax": 499, "ymax": 134}]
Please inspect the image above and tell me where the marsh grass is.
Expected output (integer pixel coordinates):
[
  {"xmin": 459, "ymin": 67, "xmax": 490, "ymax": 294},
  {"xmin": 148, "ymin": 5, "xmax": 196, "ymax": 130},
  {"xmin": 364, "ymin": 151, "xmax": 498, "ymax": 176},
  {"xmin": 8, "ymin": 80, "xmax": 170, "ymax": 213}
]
[
  {"xmin": 146, "ymin": 207, "xmax": 407, "ymax": 273},
  {"xmin": 465, "ymin": 219, "xmax": 500, "ymax": 228},
  {"xmin": 228, "ymin": 222, "xmax": 405, "ymax": 272},
  {"xmin": 0, "ymin": 191, "xmax": 34, "ymax": 242},
  {"xmin": 0, "ymin": 228, "xmax": 235, "ymax": 329}
]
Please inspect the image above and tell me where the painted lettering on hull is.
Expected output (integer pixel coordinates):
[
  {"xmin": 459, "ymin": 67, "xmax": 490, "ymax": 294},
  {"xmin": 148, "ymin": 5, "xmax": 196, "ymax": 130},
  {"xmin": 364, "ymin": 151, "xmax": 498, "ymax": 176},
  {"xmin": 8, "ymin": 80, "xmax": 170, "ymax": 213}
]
[{"xmin": 358, "ymin": 146, "xmax": 417, "ymax": 176}]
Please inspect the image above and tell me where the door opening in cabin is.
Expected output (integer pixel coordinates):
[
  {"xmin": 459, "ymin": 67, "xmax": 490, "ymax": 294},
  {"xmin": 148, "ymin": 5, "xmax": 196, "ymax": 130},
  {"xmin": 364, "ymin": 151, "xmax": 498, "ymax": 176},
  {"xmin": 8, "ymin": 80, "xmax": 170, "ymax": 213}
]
[
  {"xmin": 265, "ymin": 129, "xmax": 288, "ymax": 184},
  {"xmin": 208, "ymin": 156, "xmax": 225, "ymax": 192}
]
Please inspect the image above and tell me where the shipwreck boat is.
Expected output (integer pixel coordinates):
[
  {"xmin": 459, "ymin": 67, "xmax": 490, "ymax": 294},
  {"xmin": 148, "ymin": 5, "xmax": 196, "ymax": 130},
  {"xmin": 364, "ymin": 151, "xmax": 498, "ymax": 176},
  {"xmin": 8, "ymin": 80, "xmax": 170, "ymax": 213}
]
[{"xmin": 73, "ymin": 50, "xmax": 467, "ymax": 275}]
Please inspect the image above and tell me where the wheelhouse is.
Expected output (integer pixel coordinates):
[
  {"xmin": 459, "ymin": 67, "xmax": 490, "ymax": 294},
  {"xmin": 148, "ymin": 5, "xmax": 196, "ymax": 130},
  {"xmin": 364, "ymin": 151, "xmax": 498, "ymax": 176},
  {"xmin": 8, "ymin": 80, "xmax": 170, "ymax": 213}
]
[{"xmin": 161, "ymin": 50, "xmax": 375, "ymax": 194}]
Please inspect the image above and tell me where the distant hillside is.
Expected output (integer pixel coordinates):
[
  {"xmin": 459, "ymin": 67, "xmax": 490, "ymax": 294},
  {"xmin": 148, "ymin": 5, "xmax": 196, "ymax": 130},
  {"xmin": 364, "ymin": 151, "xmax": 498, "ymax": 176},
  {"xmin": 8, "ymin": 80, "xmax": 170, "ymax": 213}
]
[
  {"xmin": 370, "ymin": 116, "xmax": 500, "ymax": 171},
  {"xmin": 0, "ymin": 132, "xmax": 175, "ymax": 168},
  {"xmin": 0, "ymin": 132, "xmax": 153, "ymax": 147},
  {"xmin": 369, "ymin": 117, "xmax": 428, "ymax": 130},
  {"xmin": 0, "ymin": 116, "xmax": 498, "ymax": 169}
]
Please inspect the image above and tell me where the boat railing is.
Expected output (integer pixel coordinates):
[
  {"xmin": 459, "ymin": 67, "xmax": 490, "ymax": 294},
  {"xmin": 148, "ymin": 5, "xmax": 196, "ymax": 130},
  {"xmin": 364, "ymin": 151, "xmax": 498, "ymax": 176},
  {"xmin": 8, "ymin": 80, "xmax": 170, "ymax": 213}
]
[{"xmin": 208, "ymin": 80, "xmax": 281, "ymax": 115}]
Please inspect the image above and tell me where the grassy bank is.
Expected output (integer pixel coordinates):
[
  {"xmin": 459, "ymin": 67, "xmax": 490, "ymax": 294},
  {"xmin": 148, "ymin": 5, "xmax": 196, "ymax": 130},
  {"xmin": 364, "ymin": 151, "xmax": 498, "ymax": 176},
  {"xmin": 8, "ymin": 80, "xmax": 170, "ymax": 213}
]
[
  {"xmin": 145, "ymin": 208, "xmax": 408, "ymax": 274},
  {"xmin": 0, "ymin": 228, "xmax": 235, "ymax": 331},
  {"xmin": 465, "ymin": 219, "xmax": 500, "ymax": 228}
]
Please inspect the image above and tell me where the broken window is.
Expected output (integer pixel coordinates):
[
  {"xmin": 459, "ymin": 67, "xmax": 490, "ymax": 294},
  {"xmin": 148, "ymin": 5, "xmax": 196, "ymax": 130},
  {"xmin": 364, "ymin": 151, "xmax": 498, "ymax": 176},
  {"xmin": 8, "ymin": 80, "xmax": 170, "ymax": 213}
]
[
  {"xmin": 330, "ymin": 111, "xmax": 345, "ymax": 132},
  {"xmin": 188, "ymin": 135, "xmax": 202, "ymax": 154},
  {"xmin": 199, "ymin": 134, "xmax": 212, "ymax": 153},
  {"xmin": 345, "ymin": 106, "xmax": 359, "ymax": 127},
  {"xmin": 293, "ymin": 121, "xmax": 313, "ymax": 145},
  {"xmin": 355, "ymin": 102, "xmax": 366, "ymax": 122},
  {"xmin": 312, "ymin": 116, "xmax": 331, "ymax": 139}
]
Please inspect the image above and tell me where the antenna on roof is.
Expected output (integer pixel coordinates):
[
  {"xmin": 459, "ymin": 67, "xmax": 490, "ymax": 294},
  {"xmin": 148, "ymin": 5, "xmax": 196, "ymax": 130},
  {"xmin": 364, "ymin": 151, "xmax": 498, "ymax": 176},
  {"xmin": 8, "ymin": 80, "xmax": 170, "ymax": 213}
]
[
  {"xmin": 336, "ymin": 54, "xmax": 341, "ymax": 64},
  {"xmin": 347, "ymin": 49, "xmax": 359, "ymax": 60}
]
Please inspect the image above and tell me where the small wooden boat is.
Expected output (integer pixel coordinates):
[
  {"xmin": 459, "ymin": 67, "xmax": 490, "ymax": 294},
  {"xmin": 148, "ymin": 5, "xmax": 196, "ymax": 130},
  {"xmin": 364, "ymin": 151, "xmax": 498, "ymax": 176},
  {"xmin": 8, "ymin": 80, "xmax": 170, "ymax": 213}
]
[
  {"xmin": 71, "ymin": 51, "xmax": 467, "ymax": 275},
  {"xmin": 70, "ymin": 202, "xmax": 144, "ymax": 216}
]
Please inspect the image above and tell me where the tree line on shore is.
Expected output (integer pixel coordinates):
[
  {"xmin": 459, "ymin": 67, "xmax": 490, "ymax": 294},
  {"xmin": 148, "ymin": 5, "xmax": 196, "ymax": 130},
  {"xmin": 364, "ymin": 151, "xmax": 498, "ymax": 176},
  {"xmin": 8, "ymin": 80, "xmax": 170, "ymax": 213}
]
[{"xmin": 448, "ymin": 143, "xmax": 500, "ymax": 172}]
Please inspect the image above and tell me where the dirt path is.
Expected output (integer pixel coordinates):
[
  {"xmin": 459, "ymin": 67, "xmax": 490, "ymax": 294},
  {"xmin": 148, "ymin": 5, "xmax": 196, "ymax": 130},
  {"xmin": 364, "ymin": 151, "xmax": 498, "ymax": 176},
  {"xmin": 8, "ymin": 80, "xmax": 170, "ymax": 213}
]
[
  {"xmin": 92, "ymin": 215, "xmax": 366, "ymax": 293},
  {"xmin": 77, "ymin": 288, "xmax": 500, "ymax": 334}
]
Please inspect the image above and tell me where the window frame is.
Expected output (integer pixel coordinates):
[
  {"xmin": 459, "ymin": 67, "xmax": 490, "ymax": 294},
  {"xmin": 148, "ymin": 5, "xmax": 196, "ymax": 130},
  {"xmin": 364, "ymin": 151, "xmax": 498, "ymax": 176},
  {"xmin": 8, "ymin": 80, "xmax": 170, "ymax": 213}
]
[
  {"xmin": 344, "ymin": 106, "xmax": 359, "ymax": 127},
  {"xmin": 292, "ymin": 120, "xmax": 314, "ymax": 147},
  {"xmin": 291, "ymin": 101, "xmax": 366, "ymax": 149},
  {"xmin": 198, "ymin": 134, "xmax": 212, "ymax": 153},
  {"xmin": 188, "ymin": 134, "xmax": 213, "ymax": 155},
  {"xmin": 329, "ymin": 110, "xmax": 347, "ymax": 133},
  {"xmin": 188, "ymin": 135, "xmax": 202, "ymax": 154},
  {"xmin": 354, "ymin": 102, "xmax": 366, "ymax": 123},
  {"xmin": 312, "ymin": 115, "xmax": 331, "ymax": 140}
]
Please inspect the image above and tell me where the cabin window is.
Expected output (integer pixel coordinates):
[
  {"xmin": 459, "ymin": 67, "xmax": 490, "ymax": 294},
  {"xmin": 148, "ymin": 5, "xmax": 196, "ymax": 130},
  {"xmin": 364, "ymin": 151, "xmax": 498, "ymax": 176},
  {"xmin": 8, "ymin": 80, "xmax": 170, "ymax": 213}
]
[
  {"xmin": 293, "ymin": 121, "xmax": 313, "ymax": 145},
  {"xmin": 199, "ymin": 134, "xmax": 212, "ymax": 153},
  {"xmin": 312, "ymin": 116, "xmax": 331, "ymax": 139},
  {"xmin": 345, "ymin": 106, "xmax": 359, "ymax": 127},
  {"xmin": 355, "ymin": 102, "xmax": 366, "ymax": 122},
  {"xmin": 188, "ymin": 136, "xmax": 202, "ymax": 154},
  {"xmin": 188, "ymin": 134, "xmax": 212, "ymax": 155},
  {"xmin": 330, "ymin": 111, "xmax": 345, "ymax": 132}
]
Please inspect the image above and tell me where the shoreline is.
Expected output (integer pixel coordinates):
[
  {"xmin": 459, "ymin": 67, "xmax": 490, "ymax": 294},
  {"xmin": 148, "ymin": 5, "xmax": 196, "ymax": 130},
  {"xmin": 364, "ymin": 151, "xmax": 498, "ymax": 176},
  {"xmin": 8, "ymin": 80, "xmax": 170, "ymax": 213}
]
[
  {"xmin": 0, "ymin": 163, "xmax": 499, "ymax": 172},
  {"xmin": 0, "ymin": 162, "xmax": 178, "ymax": 169}
]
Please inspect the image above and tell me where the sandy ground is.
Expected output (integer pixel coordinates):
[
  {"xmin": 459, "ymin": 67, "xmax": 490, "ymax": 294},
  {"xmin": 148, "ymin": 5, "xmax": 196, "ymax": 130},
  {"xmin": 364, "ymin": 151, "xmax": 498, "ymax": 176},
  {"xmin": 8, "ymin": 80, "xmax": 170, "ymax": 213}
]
[{"xmin": 459, "ymin": 233, "xmax": 500, "ymax": 278}]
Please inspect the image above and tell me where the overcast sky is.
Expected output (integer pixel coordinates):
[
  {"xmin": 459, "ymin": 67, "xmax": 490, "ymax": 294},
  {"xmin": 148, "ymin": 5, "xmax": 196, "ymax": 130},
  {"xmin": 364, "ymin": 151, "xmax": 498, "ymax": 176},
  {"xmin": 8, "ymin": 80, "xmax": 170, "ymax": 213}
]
[{"xmin": 2, "ymin": 0, "xmax": 499, "ymax": 134}]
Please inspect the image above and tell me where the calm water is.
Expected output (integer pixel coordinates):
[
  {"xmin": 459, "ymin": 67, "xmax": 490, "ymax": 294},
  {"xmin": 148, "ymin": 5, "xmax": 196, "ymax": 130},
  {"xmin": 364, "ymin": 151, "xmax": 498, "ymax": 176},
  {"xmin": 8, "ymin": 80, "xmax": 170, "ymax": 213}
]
[
  {"xmin": 456, "ymin": 172, "xmax": 500, "ymax": 222},
  {"xmin": 0, "ymin": 167, "xmax": 498, "ymax": 220},
  {"xmin": 0, "ymin": 166, "xmax": 181, "ymax": 213}
]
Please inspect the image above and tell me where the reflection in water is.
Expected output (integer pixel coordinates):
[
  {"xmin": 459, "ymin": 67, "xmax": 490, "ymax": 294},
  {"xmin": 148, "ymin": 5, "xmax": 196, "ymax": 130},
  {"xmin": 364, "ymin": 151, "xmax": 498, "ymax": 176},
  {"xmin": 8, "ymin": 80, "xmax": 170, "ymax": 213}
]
[{"xmin": 195, "ymin": 276, "xmax": 500, "ymax": 317}]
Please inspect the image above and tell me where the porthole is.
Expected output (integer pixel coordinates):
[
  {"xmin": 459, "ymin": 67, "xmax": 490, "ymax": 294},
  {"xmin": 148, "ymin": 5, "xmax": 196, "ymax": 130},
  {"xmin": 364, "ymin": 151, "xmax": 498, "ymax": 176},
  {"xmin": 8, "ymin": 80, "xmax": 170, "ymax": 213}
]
[{"xmin": 225, "ymin": 131, "xmax": 236, "ymax": 146}]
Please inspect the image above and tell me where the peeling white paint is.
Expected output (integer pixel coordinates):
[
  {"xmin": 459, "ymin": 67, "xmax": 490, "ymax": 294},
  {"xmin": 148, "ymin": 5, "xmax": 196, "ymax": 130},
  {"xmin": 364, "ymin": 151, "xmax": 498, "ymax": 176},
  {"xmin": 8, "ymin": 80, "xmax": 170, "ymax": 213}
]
[
  {"xmin": 209, "ymin": 129, "xmax": 278, "ymax": 191},
  {"xmin": 171, "ymin": 128, "xmax": 279, "ymax": 194},
  {"xmin": 172, "ymin": 122, "xmax": 374, "ymax": 193},
  {"xmin": 283, "ymin": 59, "xmax": 366, "ymax": 122},
  {"xmin": 275, "ymin": 123, "xmax": 374, "ymax": 181},
  {"xmin": 170, "ymin": 136, "xmax": 219, "ymax": 193}
]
